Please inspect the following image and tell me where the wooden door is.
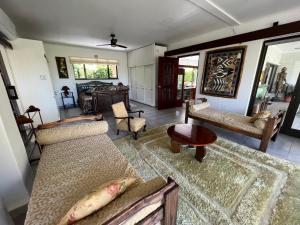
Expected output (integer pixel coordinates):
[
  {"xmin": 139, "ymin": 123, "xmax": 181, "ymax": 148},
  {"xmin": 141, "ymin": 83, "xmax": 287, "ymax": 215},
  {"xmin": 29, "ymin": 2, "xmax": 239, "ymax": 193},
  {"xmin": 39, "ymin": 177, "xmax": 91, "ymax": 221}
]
[{"xmin": 157, "ymin": 57, "xmax": 179, "ymax": 110}]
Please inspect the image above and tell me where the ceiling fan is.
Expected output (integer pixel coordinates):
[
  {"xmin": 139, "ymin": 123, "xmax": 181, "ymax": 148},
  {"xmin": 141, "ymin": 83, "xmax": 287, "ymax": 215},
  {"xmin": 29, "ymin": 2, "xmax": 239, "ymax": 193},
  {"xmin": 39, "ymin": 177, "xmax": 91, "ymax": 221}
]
[{"xmin": 96, "ymin": 34, "xmax": 127, "ymax": 49}]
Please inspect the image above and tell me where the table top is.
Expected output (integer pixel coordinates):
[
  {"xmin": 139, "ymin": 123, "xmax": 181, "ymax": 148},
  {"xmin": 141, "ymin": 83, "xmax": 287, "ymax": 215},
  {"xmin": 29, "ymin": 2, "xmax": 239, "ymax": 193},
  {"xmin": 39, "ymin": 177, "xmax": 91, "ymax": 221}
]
[{"xmin": 167, "ymin": 124, "xmax": 217, "ymax": 146}]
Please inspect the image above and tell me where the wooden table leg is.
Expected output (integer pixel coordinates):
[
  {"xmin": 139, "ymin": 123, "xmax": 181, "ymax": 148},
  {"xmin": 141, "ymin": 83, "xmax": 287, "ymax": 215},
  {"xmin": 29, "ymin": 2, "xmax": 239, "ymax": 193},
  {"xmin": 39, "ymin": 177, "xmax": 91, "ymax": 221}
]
[
  {"xmin": 170, "ymin": 139, "xmax": 181, "ymax": 153},
  {"xmin": 195, "ymin": 146, "xmax": 206, "ymax": 162}
]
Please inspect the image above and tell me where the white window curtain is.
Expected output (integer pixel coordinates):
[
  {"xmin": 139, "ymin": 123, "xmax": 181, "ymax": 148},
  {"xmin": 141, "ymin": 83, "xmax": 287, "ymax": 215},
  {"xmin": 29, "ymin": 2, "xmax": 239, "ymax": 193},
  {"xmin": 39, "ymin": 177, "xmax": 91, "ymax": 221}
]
[{"xmin": 69, "ymin": 56, "xmax": 118, "ymax": 65}]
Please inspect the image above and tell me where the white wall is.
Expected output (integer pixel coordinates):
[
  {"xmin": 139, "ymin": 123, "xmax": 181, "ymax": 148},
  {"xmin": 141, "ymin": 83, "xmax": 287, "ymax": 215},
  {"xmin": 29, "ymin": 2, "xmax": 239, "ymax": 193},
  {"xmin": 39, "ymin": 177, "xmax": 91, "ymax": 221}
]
[
  {"xmin": 0, "ymin": 59, "xmax": 32, "ymax": 211},
  {"xmin": 279, "ymin": 52, "xmax": 300, "ymax": 85},
  {"xmin": 5, "ymin": 38, "xmax": 60, "ymax": 123},
  {"xmin": 44, "ymin": 43, "xmax": 128, "ymax": 107},
  {"xmin": 167, "ymin": 7, "xmax": 300, "ymax": 115},
  {"xmin": 194, "ymin": 41, "xmax": 263, "ymax": 114},
  {"xmin": 264, "ymin": 45, "xmax": 282, "ymax": 67}
]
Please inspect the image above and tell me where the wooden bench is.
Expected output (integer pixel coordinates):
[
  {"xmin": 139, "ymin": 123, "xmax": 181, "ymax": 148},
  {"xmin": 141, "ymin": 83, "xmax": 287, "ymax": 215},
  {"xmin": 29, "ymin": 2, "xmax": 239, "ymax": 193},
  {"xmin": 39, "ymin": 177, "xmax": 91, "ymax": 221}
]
[{"xmin": 185, "ymin": 98, "xmax": 286, "ymax": 152}]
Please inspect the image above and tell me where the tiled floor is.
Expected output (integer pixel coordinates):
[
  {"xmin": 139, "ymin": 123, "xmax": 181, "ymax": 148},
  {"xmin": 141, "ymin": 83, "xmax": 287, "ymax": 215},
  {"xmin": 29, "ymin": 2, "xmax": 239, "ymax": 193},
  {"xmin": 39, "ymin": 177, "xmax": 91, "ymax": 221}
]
[{"xmin": 12, "ymin": 101, "xmax": 300, "ymax": 225}]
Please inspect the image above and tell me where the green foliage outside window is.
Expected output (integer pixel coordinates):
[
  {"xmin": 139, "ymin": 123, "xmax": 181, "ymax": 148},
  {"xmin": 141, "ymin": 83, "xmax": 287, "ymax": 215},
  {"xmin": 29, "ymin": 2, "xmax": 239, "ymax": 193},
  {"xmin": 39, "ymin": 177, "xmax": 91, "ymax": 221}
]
[
  {"xmin": 72, "ymin": 63, "xmax": 118, "ymax": 80},
  {"xmin": 184, "ymin": 68, "xmax": 198, "ymax": 82}
]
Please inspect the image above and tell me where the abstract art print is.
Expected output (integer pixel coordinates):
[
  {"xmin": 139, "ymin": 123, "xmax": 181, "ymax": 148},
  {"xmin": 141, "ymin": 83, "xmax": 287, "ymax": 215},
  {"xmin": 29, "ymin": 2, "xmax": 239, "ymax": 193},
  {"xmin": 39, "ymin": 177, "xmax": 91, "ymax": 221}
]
[
  {"xmin": 201, "ymin": 46, "xmax": 246, "ymax": 98},
  {"xmin": 55, "ymin": 57, "xmax": 69, "ymax": 79}
]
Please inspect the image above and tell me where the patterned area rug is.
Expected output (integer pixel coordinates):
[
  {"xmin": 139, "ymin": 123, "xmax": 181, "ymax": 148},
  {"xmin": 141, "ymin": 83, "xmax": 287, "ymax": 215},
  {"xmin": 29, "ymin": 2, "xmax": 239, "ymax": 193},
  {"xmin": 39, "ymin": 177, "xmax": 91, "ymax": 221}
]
[{"xmin": 113, "ymin": 124, "xmax": 300, "ymax": 225}]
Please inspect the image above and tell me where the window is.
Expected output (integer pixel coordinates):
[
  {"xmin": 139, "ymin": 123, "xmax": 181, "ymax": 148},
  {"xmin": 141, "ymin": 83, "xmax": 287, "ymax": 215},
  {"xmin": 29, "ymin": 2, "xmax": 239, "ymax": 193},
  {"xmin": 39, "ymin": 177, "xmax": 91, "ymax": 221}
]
[{"xmin": 70, "ymin": 57, "xmax": 118, "ymax": 80}]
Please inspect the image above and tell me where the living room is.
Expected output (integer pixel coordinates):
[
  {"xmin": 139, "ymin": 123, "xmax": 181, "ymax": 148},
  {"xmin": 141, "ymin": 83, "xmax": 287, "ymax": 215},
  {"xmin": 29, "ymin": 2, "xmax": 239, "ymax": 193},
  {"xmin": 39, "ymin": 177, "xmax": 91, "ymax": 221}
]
[{"xmin": 1, "ymin": 1, "xmax": 300, "ymax": 225}]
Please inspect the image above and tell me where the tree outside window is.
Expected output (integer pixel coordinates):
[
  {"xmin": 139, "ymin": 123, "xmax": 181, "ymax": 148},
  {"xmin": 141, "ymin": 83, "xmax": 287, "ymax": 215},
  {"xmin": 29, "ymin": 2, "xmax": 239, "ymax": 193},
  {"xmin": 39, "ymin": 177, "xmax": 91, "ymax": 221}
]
[{"xmin": 72, "ymin": 63, "xmax": 118, "ymax": 80}]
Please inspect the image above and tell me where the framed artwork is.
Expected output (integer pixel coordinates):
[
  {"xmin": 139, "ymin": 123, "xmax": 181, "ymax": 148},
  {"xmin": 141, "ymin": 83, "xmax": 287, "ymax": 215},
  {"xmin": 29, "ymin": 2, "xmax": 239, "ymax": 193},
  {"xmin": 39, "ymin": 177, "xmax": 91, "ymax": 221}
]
[
  {"xmin": 201, "ymin": 46, "xmax": 247, "ymax": 98},
  {"xmin": 55, "ymin": 57, "xmax": 69, "ymax": 79}
]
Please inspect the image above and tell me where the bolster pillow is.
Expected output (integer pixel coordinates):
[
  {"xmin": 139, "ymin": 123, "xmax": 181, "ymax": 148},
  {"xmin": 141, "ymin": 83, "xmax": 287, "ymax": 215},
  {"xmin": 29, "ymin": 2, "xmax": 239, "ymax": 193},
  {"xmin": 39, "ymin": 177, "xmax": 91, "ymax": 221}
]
[{"xmin": 36, "ymin": 121, "xmax": 108, "ymax": 145}]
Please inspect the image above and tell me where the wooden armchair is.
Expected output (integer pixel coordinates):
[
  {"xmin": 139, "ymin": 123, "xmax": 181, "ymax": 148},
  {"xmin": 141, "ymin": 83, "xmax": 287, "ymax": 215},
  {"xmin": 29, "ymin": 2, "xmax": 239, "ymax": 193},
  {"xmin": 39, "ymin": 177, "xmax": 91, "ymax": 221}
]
[{"xmin": 112, "ymin": 102, "xmax": 146, "ymax": 139}]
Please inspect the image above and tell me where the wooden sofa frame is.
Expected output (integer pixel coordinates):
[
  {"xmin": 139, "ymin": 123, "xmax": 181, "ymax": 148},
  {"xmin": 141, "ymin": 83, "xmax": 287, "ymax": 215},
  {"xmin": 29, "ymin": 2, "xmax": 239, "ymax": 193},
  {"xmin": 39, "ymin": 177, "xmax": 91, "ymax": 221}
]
[
  {"xmin": 35, "ymin": 115, "xmax": 179, "ymax": 225},
  {"xmin": 104, "ymin": 177, "xmax": 179, "ymax": 225},
  {"xmin": 185, "ymin": 98, "xmax": 286, "ymax": 152}
]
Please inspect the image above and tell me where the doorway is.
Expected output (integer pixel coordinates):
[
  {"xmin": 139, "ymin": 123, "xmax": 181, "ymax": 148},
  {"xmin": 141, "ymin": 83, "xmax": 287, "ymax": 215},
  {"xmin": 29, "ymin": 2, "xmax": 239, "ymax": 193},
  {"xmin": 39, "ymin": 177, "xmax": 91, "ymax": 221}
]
[
  {"xmin": 157, "ymin": 54, "xmax": 199, "ymax": 109},
  {"xmin": 247, "ymin": 35, "xmax": 300, "ymax": 137},
  {"xmin": 177, "ymin": 55, "xmax": 199, "ymax": 103}
]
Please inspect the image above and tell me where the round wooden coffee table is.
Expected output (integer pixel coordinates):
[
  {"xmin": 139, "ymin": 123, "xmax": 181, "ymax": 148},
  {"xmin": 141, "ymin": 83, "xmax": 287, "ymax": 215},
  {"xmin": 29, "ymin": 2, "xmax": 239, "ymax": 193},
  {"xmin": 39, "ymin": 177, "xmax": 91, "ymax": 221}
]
[{"xmin": 167, "ymin": 124, "xmax": 217, "ymax": 162}]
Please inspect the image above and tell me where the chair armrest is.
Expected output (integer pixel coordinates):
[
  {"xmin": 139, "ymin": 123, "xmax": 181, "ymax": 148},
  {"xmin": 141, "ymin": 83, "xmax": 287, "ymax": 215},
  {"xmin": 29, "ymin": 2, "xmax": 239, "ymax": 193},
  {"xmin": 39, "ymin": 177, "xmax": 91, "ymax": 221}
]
[{"xmin": 128, "ymin": 110, "xmax": 144, "ymax": 117}]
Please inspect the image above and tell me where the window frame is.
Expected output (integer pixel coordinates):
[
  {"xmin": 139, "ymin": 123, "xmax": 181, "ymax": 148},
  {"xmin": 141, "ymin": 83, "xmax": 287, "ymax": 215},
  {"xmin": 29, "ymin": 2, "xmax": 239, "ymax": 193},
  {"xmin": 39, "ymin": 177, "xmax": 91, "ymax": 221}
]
[{"xmin": 72, "ymin": 63, "xmax": 119, "ymax": 80}]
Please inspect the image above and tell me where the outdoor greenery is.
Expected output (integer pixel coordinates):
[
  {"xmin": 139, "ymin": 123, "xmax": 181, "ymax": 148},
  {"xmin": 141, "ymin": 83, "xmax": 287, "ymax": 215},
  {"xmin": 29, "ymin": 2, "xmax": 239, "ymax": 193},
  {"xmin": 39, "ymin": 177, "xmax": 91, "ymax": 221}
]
[
  {"xmin": 184, "ymin": 68, "xmax": 198, "ymax": 82},
  {"xmin": 73, "ymin": 63, "xmax": 117, "ymax": 79}
]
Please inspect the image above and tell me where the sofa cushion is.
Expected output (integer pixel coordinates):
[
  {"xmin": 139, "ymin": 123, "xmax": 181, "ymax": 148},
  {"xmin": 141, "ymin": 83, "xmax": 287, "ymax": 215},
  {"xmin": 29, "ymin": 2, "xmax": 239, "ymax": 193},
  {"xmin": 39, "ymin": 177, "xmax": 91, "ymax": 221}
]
[
  {"xmin": 57, "ymin": 177, "xmax": 137, "ymax": 225},
  {"xmin": 25, "ymin": 134, "xmax": 143, "ymax": 225},
  {"xmin": 190, "ymin": 108, "xmax": 263, "ymax": 135},
  {"xmin": 36, "ymin": 121, "xmax": 108, "ymax": 145}
]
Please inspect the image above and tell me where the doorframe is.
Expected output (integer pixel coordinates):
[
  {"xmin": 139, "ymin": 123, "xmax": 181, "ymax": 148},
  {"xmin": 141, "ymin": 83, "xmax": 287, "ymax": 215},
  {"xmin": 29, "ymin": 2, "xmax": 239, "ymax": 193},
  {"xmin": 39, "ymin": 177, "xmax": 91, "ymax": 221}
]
[
  {"xmin": 177, "ymin": 53, "xmax": 200, "ymax": 102},
  {"xmin": 247, "ymin": 34, "xmax": 300, "ymax": 116},
  {"xmin": 281, "ymin": 72, "xmax": 300, "ymax": 137}
]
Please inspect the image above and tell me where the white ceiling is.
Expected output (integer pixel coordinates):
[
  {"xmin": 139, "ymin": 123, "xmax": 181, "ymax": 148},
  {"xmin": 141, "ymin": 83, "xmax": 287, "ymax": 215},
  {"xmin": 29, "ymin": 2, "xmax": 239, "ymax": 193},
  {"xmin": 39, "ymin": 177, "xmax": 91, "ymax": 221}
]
[{"xmin": 1, "ymin": 0, "xmax": 300, "ymax": 51}]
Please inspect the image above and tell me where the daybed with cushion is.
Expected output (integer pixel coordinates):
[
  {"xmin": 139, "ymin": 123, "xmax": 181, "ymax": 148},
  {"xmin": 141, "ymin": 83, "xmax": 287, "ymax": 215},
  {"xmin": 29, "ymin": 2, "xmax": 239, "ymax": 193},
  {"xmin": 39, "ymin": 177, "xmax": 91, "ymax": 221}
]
[
  {"xmin": 25, "ymin": 115, "xmax": 179, "ymax": 225},
  {"xmin": 185, "ymin": 98, "xmax": 286, "ymax": 152}
]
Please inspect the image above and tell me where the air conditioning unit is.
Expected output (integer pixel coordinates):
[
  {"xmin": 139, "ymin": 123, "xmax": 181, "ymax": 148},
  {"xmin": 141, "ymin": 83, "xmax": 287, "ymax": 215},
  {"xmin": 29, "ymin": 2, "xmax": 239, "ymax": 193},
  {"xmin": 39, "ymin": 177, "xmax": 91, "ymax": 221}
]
[{"xmin": 0, "ymin": 8, "xmax": 17, "ymax": 40}]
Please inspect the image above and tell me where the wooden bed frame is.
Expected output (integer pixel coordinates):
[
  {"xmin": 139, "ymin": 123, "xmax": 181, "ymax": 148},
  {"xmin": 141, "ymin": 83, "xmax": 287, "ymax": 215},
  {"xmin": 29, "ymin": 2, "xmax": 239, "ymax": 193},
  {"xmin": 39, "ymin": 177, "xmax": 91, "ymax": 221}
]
[
  {"xmin": 185, "ymin": 98, "xmax": 286, "ymax": 152},
  {"xmin": 35, "ymin": 116, "xmax": 180, "ymax": 225}
]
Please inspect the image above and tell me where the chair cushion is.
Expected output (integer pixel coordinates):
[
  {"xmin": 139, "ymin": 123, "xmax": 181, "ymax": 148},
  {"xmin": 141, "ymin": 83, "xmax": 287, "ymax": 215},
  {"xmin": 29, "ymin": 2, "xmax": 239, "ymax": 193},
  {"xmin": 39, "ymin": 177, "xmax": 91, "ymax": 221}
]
[
  {"xmin": 112, "ymin": 102, "xmax": 128, "ymax": 124},
  {"xmin": 56, "ymin": 177, "xmax": 137, "ymax": 225},
  {"xmin": 118, "ymin": 118, "xmax": 146, "ymax": 132},
  {"xmin": 36, "ymin": 121, "xmax": 108, "ymax": 145}
]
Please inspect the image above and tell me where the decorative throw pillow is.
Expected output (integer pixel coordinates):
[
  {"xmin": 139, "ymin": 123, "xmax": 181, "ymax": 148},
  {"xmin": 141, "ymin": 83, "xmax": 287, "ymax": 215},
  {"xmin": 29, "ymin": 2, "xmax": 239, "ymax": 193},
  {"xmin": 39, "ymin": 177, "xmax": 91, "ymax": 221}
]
[
  {"xmin": 249, "ymin": 111, "xmax": 272, "ymax": 123},
  {"xmin": 253, "ymin": 119, "xmax": 267, "ymax": 130},
  {"xmin": 57, "ymin": 177, "xmax": 137, "ymax": 225}
]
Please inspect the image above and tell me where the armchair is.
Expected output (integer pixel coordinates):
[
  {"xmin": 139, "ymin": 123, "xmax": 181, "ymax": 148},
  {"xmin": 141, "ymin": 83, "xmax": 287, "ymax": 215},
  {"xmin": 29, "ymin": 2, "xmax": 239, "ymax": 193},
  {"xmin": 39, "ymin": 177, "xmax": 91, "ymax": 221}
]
[{"xmin": 112, "ymin": 102, "xmax": 146, "ymax": 139}]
